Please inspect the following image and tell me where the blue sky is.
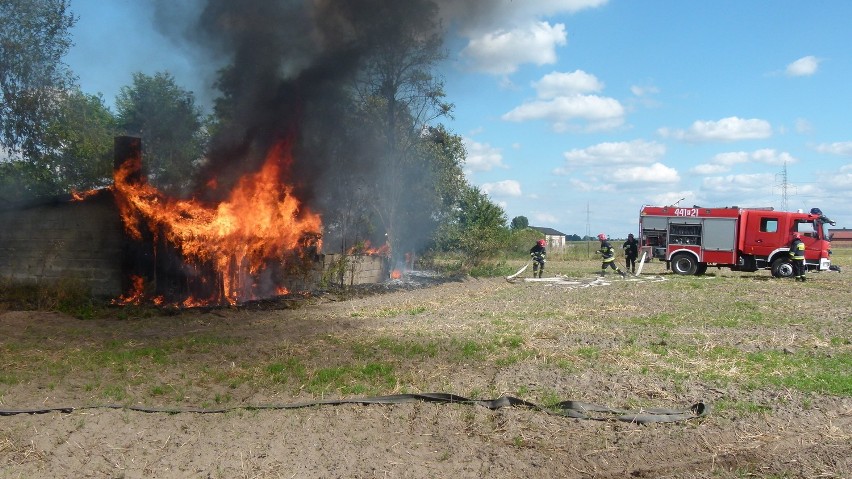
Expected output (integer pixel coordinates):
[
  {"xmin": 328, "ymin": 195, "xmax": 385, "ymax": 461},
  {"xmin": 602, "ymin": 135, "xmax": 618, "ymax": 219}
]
[{"xmin": 65, "ymin": 0, "xmax": 852, "ymax": 238}]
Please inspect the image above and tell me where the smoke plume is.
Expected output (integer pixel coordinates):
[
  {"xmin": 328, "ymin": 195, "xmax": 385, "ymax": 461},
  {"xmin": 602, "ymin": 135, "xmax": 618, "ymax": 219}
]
[{"xmin": 148, "ymin": 0, "xmax": 506, "ymax": 253}]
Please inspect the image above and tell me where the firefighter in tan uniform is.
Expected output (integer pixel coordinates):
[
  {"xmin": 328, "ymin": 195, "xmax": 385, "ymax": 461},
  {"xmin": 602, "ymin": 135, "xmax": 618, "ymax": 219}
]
[{"xmin": 789, "ymin": 232, "xmax": 806, "ymax": 282}]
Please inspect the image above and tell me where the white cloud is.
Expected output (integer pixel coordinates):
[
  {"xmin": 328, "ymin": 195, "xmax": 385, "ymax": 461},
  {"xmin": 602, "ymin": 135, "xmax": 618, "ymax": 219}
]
[
  {"xmin": 481, "ymin": 179, "xmax": 522, "ymax": 197},
  {"xmin": 701, "ymin": 173, "xmax": 776, "ymax": 195},
  {"xmin": 532, "ymin": 212, "xmax": 560, "ymax": 224},
  {"xmin": 558, "ymin": 140, "xmax": 666, "ymax": 171},
  {"xmin": 692, "ymin": 149, "xmax": 796, "ymax": 175},
  {"xmin": 630, "ymin": 84, "xmax": 659, "ymax": 97},
  {"xmin": 786, "ymin": 55, "xmax": 821, "ymax": 77},
  {"xmin": 691, "ymin": 152, "xmax": 747, "ymax": 175},
  {"xmin": 460, "ymin": 21, "xmax": 567, "ymax": 75},
  {"xmin": 502, "ymin": 94, "xmax": 624, "ymax": 132},
  {"xmin": 647, "ymin": 191, "xmax": 694, "ymax": 207},
  {"xmin": 818, "ymin": 167, "xmax": 852, "ymax": 189},
  {"xmin": 751, "ymin": 149, "xmax": 796, "ymax": 166},
  {"xmin": 534, "ymin": 70, "xmax": 603, "ymax": 98},
  {"xmin": 712, "ymin": 151, "xmax": 751, "ymax": 166},
  {"xmin": 815, "ymin": 141, "xmax": 852, "ymax": 157},
  {"xmin": 691, "ymin": 164, "xmax": 731, "ymax": 175},
  {"xmin": 658, "ymin": 116, "xmax": 772, "ymax": 142},
  {"xmin": 795, "ymin": 118, "xmax": 812, "ymax": 134},
  {"xmin": 462, "ymin": 138, "xmax": 506, "ymax": 173},
  {"xmin": 611, "ymin": 163, "xmax": 679, "ymax": 184},
  {"xmin": 566, "ymin": 178, "xmax": 616, "ymax": 192}
]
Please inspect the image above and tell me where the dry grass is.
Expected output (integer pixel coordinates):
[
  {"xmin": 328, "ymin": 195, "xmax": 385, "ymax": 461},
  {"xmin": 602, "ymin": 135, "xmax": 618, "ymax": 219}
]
[{"xmin": 1, "ymin": 250, "xmax": 850, "ymax": 478}]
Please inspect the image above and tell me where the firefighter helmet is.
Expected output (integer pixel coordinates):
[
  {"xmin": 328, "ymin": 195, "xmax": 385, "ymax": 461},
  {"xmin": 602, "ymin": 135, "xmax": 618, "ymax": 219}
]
[
  {"xmin": 597, "ymin": 233, "xmax": 607, "ymax": 241},
  {"xmin": 537, "ymin": 239, "xmax": 546, "ymax": 246}
]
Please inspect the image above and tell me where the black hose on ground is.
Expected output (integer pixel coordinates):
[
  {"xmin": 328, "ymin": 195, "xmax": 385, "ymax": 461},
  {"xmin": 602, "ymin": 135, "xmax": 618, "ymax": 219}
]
[{"xmin": 0, "ymin": 393, "xmax": 707, "ymax": 423}]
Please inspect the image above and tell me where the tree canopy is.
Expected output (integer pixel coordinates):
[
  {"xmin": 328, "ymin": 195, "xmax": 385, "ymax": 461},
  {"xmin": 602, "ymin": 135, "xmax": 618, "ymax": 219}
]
[
  {"xmin": 511, "ymin": 216, "xmax": 529, "ymax": 230},
  {"xmin": 115, "ymin": 72, "xmax": 206, "ymax": 196},
  {"xmin": 43, "ymin": 89, "xmax": 117, "ymax": 191},
  {"xmin": 350, "ymin": 0, "xmax": 454, "ymax": 260},
  {"xmin": 0, "ymin": 0, "xmax": 76, "ymax": 159}
]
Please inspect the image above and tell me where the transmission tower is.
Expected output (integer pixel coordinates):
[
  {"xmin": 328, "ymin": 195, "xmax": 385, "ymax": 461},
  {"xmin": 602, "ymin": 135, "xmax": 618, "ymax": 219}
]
[{"xmin": 777, "ymin": 161, "xmax": 789, "ymax": 211}]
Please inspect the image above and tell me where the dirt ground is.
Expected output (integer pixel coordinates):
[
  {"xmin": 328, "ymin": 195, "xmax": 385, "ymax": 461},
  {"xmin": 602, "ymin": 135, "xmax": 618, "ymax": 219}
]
[{"xmin": 1, "ymin": 265, "xmax": 850, "ymax": 478}]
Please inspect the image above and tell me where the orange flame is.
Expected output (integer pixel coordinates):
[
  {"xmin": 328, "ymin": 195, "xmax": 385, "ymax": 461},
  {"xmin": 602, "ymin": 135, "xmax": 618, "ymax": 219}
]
[
  {"xmin": 70, "ymin": 189, "xmax": 99, "ymax": 201},
  {"xmin": 347, "ymin": 240, "xmax": 390, "ymax": 256},
  {"xmin": 112, "ymin": 275, "xmax": 145, "ymax": 305},
  {"xmin": 112, "ymin": 139, "xmax": 322, "ymax": 305}
]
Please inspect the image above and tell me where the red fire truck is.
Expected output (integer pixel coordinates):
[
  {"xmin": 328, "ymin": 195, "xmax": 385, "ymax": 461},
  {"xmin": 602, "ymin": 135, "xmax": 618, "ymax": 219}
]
[{"xmin": 639, "ymin": 205, "xmax": 833, "ymax": 277}]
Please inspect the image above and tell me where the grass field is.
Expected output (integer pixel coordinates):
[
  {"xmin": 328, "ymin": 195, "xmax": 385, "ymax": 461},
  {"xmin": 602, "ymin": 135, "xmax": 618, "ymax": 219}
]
[{"xmin": 1, "ymin": 247, "xmax": 849, "ymax": 477}]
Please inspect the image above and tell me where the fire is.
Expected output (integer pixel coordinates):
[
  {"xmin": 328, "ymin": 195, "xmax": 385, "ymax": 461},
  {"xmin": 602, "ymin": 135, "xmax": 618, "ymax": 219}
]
[
  {"xmin": 390, "ymin": 269, "xmax": 402, "ymax": 280},
  {"xmin": 112, "ymin": 139, "xmax": 322, "ymax": 305},
  {"xmin": 70, "ymin": 189, "xmax": 99, "ymax": 201},
  {"xmin": 113, "ymin": 275, "xmax": 145, "ymax": 305},
  {"xmin": 347, "ymin": 240, "xmax": 390, "ymax": 256}
]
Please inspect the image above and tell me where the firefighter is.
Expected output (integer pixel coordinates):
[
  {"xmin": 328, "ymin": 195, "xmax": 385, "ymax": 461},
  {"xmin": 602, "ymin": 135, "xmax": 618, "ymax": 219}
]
[
  {"xmin": 789, "ymin": 232, "xmax": 806, "ymax": 282},
  {"xmin": 597, "ymin": 233, "xmax": 627, "ymax": 278},
  {"xmin": 530, "ymin": 239, "xmax": 546, "ymax": 278},
  {"xmin": 622, "ymin": 233, "xmax": 639, "ymax": 274}
]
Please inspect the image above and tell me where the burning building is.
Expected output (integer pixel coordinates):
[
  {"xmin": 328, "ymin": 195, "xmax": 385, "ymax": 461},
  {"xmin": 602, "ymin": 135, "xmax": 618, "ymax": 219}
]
[
  {"xmin": 2, "ymin": 0, "xmax": 467, "ymax": 302},
  {"xmin": 0, "ymin": 136, "xmax": 388, "ymax": 305}
]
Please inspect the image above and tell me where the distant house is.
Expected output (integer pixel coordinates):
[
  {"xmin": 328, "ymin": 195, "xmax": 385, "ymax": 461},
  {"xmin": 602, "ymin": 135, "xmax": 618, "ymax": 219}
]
[
  {"xmin": 530, "ymin": 226, "xmax": 567, "ymax": 248},
  {"xmin": 829, "ymin": 228, "xmax": 852, "ymax": 248}
]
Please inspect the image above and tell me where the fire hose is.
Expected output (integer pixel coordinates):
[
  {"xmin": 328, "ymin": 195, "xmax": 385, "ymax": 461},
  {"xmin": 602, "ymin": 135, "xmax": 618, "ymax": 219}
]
[
  {"xmin": 0, "ymin": 393, "xmax": 706, "ymax": 423},
  {"xmin": 506, "ymin": 261, "xmax": 530, "ymax": 281}
]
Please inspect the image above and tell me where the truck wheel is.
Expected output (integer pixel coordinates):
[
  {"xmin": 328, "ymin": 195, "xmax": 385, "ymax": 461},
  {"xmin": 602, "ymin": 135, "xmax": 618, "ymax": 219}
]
[
  {"xmin": 671, "ymin": 253, "xmax": 698, "ymax": 275},
  {"xmin": 771, "ymin": 258, "xmax": 794, "ymax": 278},
  {"xmin": 695, "ymin": 263, "xmax": 708, "ymax": 276}
]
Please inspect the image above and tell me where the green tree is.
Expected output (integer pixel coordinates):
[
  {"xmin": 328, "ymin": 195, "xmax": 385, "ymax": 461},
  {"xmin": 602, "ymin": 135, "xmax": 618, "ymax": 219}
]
[
  {"xmin": 0, "ymin": 159, "xmax": 60, "ymax": 202},
  {"xmin": 352, "ymin": 0, "xmax": 453, "ymax": 261},
  {"xmin": 0, "ymin": 0, "xmax": 76, "ymax": 160},
  {"xmin": 0, "ymin": 89, "xmax": 116, "ymax": 202},
  {"xmin": 115, "ymin": 72, "xmax": 206, "ymax": 196},
  {"xmin": 422, "ymin": 125, "xmax": 467, "ymax": 222},
  {"xmin": 511, "ymin": 216, "xmax": 529, "ymax": 230},
  {"xmin": 43, "ymin": 90, "xmax": 117, "ymax": 191},
  {"xmin": 435, "ymin": 185, "xmax": 508, "ymax": 266}
]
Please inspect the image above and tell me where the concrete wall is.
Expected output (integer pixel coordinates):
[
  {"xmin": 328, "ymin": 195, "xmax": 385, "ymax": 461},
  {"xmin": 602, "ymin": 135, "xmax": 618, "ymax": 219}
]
[
  {"xmin": 0, "ymin": 190, "xmax": 125, "ymax": 297},
  {"xmin": 320, "ymin": 253, "xmax": 388, "ymax": 286},
  {"xmin": 0, "ymin": 190, "xmax": 387, "ymax": 300}
]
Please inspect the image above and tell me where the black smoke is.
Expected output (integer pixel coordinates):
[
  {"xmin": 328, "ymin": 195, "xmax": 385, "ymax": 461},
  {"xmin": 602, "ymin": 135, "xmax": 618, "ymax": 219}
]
[{"xmin": 149, "ymin": 0, "xmax": 495, "ymax": 253}]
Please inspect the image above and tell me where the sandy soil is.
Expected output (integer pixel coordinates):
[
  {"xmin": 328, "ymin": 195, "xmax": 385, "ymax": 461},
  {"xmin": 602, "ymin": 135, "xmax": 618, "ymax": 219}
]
[{"xmin": 1, "ymin": 269, "xmax": 850, "ymax": 478}]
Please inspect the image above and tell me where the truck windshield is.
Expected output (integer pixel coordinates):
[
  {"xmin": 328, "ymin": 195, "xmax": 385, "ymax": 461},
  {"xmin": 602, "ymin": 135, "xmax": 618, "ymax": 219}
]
[
  {"xmin": 821, "ymin": 221, "xmax": 831, "ymax": 241},
  {"xmin": 800, "ymin": 220, "xmax": 831, "ymax": 240}
]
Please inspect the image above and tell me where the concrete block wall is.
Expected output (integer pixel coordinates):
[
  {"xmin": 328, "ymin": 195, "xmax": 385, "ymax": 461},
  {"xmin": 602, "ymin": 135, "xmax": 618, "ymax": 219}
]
[
  {"xmin": 0, "ymin": 191, "xmax": 388, "ymax": 301},
  {"xmin": 320, "ymin": 253, "xmax": 388, "ymax": 285},
  {"xmin": 0, "ymin": 191, "xmax": 125, "ymax": 297}
]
